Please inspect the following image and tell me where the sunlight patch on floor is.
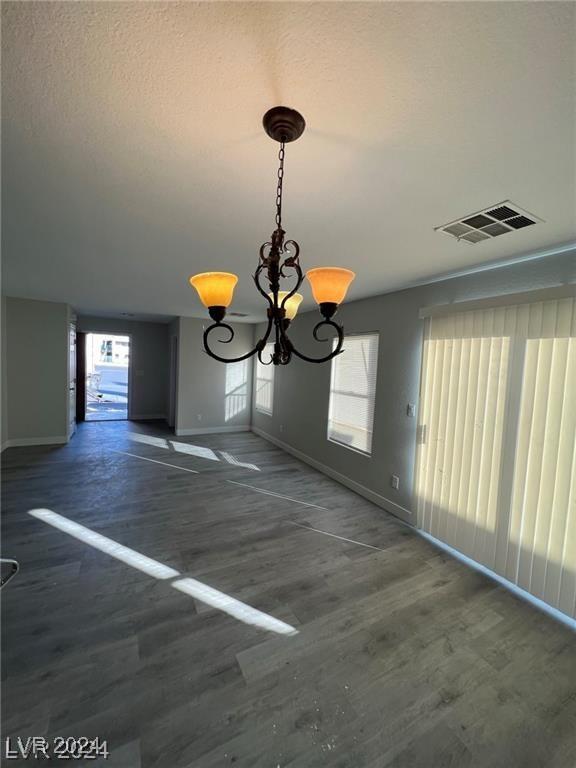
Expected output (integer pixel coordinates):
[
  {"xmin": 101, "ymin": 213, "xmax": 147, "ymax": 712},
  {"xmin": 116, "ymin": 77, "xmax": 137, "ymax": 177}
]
[
  {"xmin": 128, "ymin": 432, "xmax": 260, "ymax": 470},
  {"xmin": 28, "ymin": 508, "xmax": 298, "ymax": 636}
]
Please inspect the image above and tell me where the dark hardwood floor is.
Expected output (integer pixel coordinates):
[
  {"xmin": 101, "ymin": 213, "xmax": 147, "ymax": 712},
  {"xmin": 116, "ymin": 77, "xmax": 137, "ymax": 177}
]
[{"xmin": 2, "ymin": 420, "xmax": 575, "ymax": 767}]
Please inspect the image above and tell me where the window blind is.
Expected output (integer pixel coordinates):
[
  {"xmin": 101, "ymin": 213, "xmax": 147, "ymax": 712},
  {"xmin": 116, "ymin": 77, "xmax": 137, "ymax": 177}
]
[
  {"xmin": 415, "ymin": 296, "xmax": 576, "ymax": 618},
  {"xmin": 225, "ymin": 360, "xmax": 249, "ymax": 421},
  {"xmin": 254, "ymin": 343, "xmax": 274, "ymax": 415},
  {"xmin": 328, "ymin": 333, "xmax": 379, "ymax": 454}
]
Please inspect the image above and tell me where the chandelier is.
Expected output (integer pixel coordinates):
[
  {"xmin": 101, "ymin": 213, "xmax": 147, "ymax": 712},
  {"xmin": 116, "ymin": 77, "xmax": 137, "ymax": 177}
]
[{"xmin": 189, "ymin": 106, "xmax": 356, "ymax": 366}]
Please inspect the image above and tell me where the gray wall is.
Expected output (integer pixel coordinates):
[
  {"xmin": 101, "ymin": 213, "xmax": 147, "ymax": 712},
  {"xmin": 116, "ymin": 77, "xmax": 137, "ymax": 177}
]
[
  {"xmin": 176, "ymin": 317, "xmax": 253, "ymax": 434},
  {"xmin": 3, "ymin": 296, "xmax": 69, "ymax": 444},
  {"xmin": 77, "ymin": 316, "xmax": 170, "ymax": 419},
  {"xmin": 252, "ymin": 248, "xmax": 576, "ymax": 522},
  {"xmin": 168, "ymin": 317, "xmax": 180, "ymax": 428},
  {"xmin": 1, "ymin": 298, "xmax": 8, "ymax": 447}
]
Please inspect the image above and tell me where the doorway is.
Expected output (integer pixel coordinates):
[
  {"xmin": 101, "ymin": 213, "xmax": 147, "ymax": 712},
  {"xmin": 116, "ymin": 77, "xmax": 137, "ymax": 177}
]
[
  {"xmin": 68, "ymin": 322, "xmax": 77, "ymax": 436},
  {"xmin": 85, "ymin": 333, "xmax": 130, "ymax": 421}
]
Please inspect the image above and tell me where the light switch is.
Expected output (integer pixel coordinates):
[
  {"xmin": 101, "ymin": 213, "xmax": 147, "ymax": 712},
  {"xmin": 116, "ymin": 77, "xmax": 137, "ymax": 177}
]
[{"xmin": 407, "ymin": 403, "xmax": 416, "ymax": 418}]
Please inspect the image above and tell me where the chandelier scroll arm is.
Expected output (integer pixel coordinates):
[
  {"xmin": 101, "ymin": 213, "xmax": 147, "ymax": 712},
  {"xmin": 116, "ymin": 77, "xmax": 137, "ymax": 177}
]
[
  {"xmin": 279, "ymin": 242, "xmax": 304, "ymax": 311},
  {"xmin": 257, "ymin": 347, "xmax": 273, "ymax": 365},
  {"xmin": 259, "ymin": 241, "xmax": 273, "ymax": 265},
  {"xmin": 253, "ymin": 262, "xmax": 275, "ymax": 309},
  {"xmin": 280, "ymin": 318, "xmax": 345, "ymax": 364},
  {"xmin": 202, "ymin": 315, "xmax": 274, "ymax": 364},
  {"xmin": 279, "ymin": 239, "xmax": 300, "ymax": 276}
]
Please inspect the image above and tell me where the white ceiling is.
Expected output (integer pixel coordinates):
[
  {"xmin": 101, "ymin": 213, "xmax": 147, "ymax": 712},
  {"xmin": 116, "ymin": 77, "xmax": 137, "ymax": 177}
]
[{"xmin": 2, "ymin": 2, "xmax": 575, "ymax": 322}]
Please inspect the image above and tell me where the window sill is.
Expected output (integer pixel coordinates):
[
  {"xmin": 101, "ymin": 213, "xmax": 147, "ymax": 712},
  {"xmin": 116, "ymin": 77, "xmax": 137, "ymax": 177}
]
[{"xmin": 327, "ymin": 436, "xmax": 372, "ymax": 457}]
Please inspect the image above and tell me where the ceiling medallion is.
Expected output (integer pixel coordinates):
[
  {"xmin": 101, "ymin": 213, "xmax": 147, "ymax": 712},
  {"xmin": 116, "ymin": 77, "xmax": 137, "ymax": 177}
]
[{"xmin": 189, "ymin": 106, "xmax": 355, "ymax": 366}]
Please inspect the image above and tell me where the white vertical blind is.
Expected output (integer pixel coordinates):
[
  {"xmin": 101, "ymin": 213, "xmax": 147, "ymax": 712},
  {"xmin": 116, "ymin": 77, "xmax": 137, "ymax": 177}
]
[
  {"xmin": 415, "ymin": 296, "xmax": 576, "ymax": 618},
  {"xmin": 254, "ymin": 343, "xmax": 274, "ymax": 415},
  {"xmin": 327, "ymin": 333, "xmax": 379, "ymax": 454}
]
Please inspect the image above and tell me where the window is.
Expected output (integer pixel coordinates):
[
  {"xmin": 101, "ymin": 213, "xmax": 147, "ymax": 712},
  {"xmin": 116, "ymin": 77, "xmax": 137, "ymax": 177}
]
[
  {"xmin": 415, "ymin": 295, "xmax": 576, "ymax": 619},
  {"xmin": 254, "ymin": 343, "xmax": 275, "ymax": 415},
  {"xmin": 328, "ymin": 333, "xmax": 379, "ymax": 454},
  {"xmin": 225, "ymin": 360, "xmax": 249, "ymax": 422}
]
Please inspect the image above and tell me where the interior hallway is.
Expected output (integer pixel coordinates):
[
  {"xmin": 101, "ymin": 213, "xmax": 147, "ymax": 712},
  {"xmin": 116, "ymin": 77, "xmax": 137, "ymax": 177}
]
[{"xmin": 2, "ymin": 421, "xmax": 575, "ymax": 768}]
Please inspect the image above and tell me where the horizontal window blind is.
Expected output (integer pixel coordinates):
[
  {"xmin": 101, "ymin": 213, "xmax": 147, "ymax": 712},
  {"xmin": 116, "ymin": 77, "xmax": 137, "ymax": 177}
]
[
  {"xmin": 415, "ymin": 296, "xmax": 576, "ymax": 618},
  {"xmin": 254, "ymin": 343, "xmax": 274, "ymax": 415},
  {"xmin": 225, "ymin": 360, "xmax": 249, "ymax": 422},
  {"xmin": 328, "ymin": 333, "xmax": 379, "ymax": 454}
]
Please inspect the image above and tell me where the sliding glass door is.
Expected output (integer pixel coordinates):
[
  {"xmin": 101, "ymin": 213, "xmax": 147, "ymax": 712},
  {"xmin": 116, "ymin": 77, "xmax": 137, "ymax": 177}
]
[{"xmin": 415, "ymin": 296, "xmax": 576, "ymax": 618}]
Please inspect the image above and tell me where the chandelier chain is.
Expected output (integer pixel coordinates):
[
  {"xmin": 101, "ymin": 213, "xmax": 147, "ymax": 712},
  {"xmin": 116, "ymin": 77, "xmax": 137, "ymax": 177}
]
[
  {"xmin": 194, "ymin": 107, "xmax": 352, "ymax": 366},
  {"xmin": 275, "ymin": 141, "xmax": 285, "ymax": 229}
]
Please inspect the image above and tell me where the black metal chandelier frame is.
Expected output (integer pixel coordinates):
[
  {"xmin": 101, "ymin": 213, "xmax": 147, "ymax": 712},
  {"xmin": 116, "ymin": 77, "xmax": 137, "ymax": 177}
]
[{"xmin": 202, "ymin": 107, "xmax": 345, "ymax": 367}]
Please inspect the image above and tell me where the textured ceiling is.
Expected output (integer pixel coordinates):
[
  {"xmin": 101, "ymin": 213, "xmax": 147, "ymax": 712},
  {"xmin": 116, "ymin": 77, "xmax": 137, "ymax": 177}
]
[{"xmin": 2, "ymin": 1, "xmax": 575, "ymax": 322}]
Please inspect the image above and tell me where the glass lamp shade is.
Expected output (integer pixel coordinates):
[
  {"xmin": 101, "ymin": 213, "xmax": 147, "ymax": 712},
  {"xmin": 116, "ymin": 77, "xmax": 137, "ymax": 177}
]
[
  {"xmin": 189, "ymin": 272, "xmax": 238, "ymax": 308},
  {"xmin": 270, "ymin": 291, "xmax": 304, "ymax": 320},
  {"xmin": 306, "ymin": 267, "xmax": 355, "ymax": 306}
]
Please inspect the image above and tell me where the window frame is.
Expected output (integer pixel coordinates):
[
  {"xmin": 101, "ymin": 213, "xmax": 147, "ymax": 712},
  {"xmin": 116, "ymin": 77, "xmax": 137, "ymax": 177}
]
[
  {"xmin": 326, "ymin": 331, "xmax": 380, "ymax": 456},
  {"xmin": 254, "ymin": 342, "xmax": 275, "ymax": 416}
]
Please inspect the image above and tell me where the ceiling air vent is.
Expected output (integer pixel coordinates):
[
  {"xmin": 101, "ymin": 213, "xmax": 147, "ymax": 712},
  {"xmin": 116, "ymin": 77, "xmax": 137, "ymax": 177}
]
[
  {"xmin": 228, "ymin": 311, "xmax": 249, "ymax": 318},
  {"xmin": 436, "ymin": 201, "xmax": 542, "ymax": 244}
]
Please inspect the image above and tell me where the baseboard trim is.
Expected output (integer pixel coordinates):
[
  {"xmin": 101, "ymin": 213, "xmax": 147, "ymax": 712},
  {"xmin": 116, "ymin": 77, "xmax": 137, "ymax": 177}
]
[
  {"xmin": 414, "ymin": 528, "xmax": 576, "ymax": 631},
  {"xmin": 251, "ymin": 426, "xmax": 413, "ymax": 524},
  {"xmin": 251, "ymin": 427, "xmax": 575, "ymax": 627},
  {"xmin": 176, "ymin": 425, "xmax": 250, "ymax": 436},
  {"xmin": 130, "ymin": 414, "xmax": 167, "ymax": 421},
  {"xmin": 2, "ymin": 435, "xmax": 69, "ymax": 449}
]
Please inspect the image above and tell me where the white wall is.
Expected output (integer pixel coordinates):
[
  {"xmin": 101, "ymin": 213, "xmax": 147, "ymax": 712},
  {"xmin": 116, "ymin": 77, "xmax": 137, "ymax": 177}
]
[
  {"xmin": 251, "ymin": 247, "xmax": 576, "ymax": 522},
  {"xmin": 77, "ymin": 316, "xmax": 170, "ymax": 419},
  {"xmin": 3, "ymin": 296, "xmax": 69, "ymax": 446},
  {"xmin": 176, "ymin": 317, "xmax": 254, "ymax": 435}
]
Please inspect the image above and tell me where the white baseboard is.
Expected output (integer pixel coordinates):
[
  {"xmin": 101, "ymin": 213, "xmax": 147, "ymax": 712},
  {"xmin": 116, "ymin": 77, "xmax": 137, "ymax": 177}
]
[
  {"xmin": 414, "ymin": 528, "xmax": 576, "ymax": 631},
  {"xmin": 176, "ymin": 425, "xmax": 250, "ymax": 437},
  {"xmin": 251, "ymin": 426, "xmax": 413, "ymax": 524},
  {"xmin": 2, "ymin": 435, "xmax": 69, "ymax": 449},
  {"xmin": 130, "ymin": 414, "xmax": 167, "ymax": 421}
]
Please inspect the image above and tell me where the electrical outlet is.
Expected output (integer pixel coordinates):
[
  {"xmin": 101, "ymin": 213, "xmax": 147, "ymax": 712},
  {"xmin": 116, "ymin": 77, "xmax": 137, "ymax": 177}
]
[
  {"xmin": 197, "ymin": 414, "xmax": 202, "ymax": 421},
  {"xmin": 280, "ymin": 424, "xmax": 284, "ymax": 432},
  {"xmin": 407, "ymin": 403, "xmax": 416, "ymax": 418},
  {"xmin": 391, "ymin": 474, "xmax": 400, "ymax": 490}
]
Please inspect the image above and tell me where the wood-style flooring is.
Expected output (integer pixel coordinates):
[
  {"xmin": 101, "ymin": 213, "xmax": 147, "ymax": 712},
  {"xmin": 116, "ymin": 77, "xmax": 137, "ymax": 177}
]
[{"xmin": 2, "ymin": 421, "xmax": 575, "ymax": 767}]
